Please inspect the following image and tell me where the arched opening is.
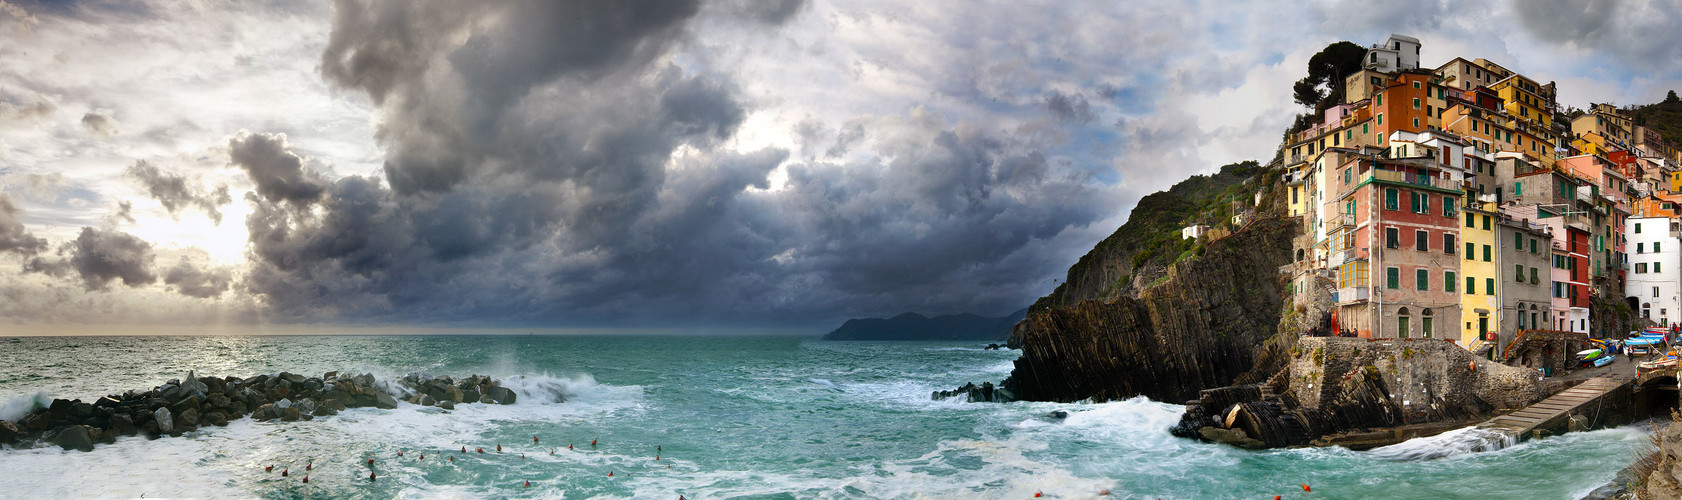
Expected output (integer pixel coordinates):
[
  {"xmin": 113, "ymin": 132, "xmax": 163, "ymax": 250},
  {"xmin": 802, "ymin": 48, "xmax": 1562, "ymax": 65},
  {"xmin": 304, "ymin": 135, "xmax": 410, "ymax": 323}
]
[{"xmin": 1397, "ymin": 307, "xmax": 1411, "ymax": 339}]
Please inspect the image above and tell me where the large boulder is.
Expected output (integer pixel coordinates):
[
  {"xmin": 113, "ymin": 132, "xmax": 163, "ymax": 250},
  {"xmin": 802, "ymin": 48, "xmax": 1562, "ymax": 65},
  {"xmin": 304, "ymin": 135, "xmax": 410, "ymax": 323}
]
[
  {"xmin": 19, "ymin": 413, "xmax": 48, "ymax": 431},
  {"xmin": 374, "ymin": 392, "xmax": 398, "ymax": 410},
  {"xmin": 178, "ymin": 408, "xmax": 201, "ymax": 427},
  {"xmin": 281, "ymin": 406, "xmax": 300, "ymax": 422},
  {"xmin": 251, "ymin": 404, "xmax": 277, "ymax": 421},
  {"xmin": 203, "ymin": 412, "xmax": 229, "ymax": 427},
  {"xmin": 51, "ymin": 425, "xmax": 95, "ymax": 452},
  {"xmin": 108, "ymin": 414, "xmax": 135, "ymax": 436},
  {"xmin": 182, "ymin": 371, "xmax": 210, "ymax": 400},
  {"xmin": 153, "ymin": 407, "xmax": 173, "ymax": 434},
  {"xmin": 0, "ymin": 420, "xmax": 18, "ymax": 444},
  {"xmin": 483, "ymin": 386, "xmax": 517, "ymax": 405}
]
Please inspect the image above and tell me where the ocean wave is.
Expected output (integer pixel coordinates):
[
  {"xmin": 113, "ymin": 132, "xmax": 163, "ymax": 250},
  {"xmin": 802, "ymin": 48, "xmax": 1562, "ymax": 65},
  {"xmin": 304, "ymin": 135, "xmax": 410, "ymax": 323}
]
[{"xmin": 0, "ymin": 391, "xmax": 51, "ymax": 423}]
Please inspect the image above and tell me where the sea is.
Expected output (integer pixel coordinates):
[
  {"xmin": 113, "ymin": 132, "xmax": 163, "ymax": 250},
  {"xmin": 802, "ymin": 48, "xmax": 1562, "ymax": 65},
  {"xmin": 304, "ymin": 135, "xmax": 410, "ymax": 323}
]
[{"xmin": 0, "ymin": 335, "xmax": 1655, "ymax": 499}]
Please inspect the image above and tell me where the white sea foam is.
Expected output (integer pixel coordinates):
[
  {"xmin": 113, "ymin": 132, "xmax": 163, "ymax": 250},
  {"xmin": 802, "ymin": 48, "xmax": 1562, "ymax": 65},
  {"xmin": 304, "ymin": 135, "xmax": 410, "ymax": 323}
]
[
  {"xmin": 0, "ymin": 391, "xmax": 50, "ymax": 423},
  {"xmin": 1365, "ymin": 426, "xmax": 1518, "ymax": 461}
]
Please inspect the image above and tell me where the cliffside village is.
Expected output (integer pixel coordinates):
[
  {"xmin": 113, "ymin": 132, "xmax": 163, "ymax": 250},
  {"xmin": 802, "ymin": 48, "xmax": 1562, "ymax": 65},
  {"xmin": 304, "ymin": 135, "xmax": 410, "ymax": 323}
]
[{"xmin": 1267, "ymin": 34, "xmax": 1682, "ymax": 359}]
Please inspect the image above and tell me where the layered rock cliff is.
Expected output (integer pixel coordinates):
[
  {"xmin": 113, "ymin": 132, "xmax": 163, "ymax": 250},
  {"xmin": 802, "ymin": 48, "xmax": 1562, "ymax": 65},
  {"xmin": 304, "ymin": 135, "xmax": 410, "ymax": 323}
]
[{"xmin": 1001, "ymin": 215, "xmax": 1296, "ymax": 403}]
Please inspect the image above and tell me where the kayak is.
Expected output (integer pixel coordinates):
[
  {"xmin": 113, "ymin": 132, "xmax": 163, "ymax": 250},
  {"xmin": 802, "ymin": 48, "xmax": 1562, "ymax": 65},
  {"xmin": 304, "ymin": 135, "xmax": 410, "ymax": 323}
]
[
  {"xmin": 1576, "ymin": 349, "xmax": 1603, "ymax": 360},
  {"xmin": 1593, "ymin": 354, "xmax": 1615, "ymax": 367}
]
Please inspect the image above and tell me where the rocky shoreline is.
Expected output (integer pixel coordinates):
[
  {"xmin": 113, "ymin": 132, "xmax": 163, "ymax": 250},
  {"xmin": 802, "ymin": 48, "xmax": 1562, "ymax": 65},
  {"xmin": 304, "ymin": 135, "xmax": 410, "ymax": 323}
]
[{"xmin": 0, "ymin": 371, "xmax": 523, "ymax": 452}]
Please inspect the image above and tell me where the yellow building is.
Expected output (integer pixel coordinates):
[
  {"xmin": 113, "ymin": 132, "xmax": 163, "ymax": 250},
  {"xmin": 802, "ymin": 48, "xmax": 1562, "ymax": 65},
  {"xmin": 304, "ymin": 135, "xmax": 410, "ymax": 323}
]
[{"xmin": 1461, "ymin": 202, "xmax": 1501, "ymax": 346}]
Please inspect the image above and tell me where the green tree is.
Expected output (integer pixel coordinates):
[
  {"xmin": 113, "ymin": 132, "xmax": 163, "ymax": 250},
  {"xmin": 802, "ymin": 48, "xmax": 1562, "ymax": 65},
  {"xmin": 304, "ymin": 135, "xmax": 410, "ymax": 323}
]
[
  {"xmin": 1292, "ymin": 41, "xmax": 1368, "ymax": 112},
  {"xmin": 1666, "ymin": 90, "xmax": 1679, "ymax": 104}
]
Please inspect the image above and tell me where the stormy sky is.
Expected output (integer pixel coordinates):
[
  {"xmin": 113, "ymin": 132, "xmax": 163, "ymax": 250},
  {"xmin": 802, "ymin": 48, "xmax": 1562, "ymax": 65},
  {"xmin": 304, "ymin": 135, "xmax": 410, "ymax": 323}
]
[{"xmin": 2, "ymin": 0, "xmax": 1680, "ymax": 332}]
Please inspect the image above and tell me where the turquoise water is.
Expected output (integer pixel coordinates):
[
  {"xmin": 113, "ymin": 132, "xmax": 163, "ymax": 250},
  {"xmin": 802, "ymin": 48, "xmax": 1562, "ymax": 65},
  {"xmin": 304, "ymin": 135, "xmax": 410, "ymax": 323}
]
[{"xmin": 0, "ymin": 335, "xmax": 1653, "ymax": 499}]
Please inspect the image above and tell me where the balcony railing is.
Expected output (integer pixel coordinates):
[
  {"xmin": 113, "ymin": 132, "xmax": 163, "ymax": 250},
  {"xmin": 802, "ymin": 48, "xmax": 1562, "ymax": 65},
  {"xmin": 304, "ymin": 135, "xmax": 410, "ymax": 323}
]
[{"xmin": 1367, "ymin": 169, "xmax": 1461, "ymax": 191}]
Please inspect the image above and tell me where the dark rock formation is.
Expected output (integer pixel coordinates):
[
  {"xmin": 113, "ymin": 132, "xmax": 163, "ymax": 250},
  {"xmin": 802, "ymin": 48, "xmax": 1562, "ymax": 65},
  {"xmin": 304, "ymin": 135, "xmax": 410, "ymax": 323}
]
[
  {"xmin": 1171, "ymin": 337, "xmax": 1546, "ymax": 448},
  {"xmin": 1, "ymin": 371, "xmax": 524, "ymax": 452},
  {"xmin": 822, "ymin": 309, "xmax": 1028, "ymax": 341},
  {"xmin": 50, "ymin": 425, "xmax": 95, "ymax": 452},
  {"xmin": 931, "ymin": 382, "xmax": 1014, "ymax": 403},
  {"xmin": 1000, "ymin": 216, "xmax": 1297, "ymax": 403}
]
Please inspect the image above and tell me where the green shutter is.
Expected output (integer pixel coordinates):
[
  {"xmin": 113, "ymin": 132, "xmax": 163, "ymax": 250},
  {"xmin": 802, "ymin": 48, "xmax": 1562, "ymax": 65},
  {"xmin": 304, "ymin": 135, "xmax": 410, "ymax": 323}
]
[
  {"xmin": 1387, "ymin": 267, "xmax": 1400, "ymax": 289},
  {"xmin": 1486, "ymin": 278, "xmax": 1495, "ymax": 295},
  {"xmin": 1386, "ymin": 189, "xmax": 1398, "ymax": 210},
  {"xmin": 1484, "ymin": 245, "xmax": 1492, "ymax": 262},
  {"xmin": 1514, "ymin": 231, "xmax": 1523, "ymax": 247},
  {"xmin": 1466, "ymin": 242, "xmax": 1474, "ymax": 258},
  {"xmin": 1466, "ymin": 276, "xmax": 1476, "ymax": 294},
  {"xmin": 1514, "ymin": 181, "xmax": 1522, "ymax": 196},
  {"xmin": 1417, "ymin": 269, "xmax": 1429, "ymax": 290},
  {"xmin": 1446, "ymin": 271, "xmax": 1457, "ymax": 292}
]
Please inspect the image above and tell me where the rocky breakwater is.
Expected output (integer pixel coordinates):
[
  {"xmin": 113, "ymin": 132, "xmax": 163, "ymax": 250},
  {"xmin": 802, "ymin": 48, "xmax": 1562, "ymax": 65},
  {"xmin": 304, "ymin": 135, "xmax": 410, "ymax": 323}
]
[
  {"xmin": 1172, "ymin": 337, "xmax": 1547, "ymax": 449},
  {"xmin": 0, "ymin": 371, "xmax": 521, "ymax": 452},
  {"xmin": 954, "ymin": 217, "xmax": 1297, "ymax": 404}
]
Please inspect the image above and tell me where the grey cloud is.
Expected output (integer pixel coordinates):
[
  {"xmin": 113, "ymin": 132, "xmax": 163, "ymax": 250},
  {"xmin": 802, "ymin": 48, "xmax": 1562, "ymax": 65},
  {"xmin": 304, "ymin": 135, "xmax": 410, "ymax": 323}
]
[
  {"xmin": 0, "ymin": 91, "xmax": 53, "ymax": 124},
  {"xmin": 81, "ymin": 111, "xmax": 117, "ymax": 136},
  {"xmin": 713, "ymin": 0, "xmax": 807, "ymax": 25},
  {"xmin": 228, "ymin": 131, "xmax": 327, "ymax": 207},
  {"xmin": 162, "ymin": 257, "xmax": 232, "ymax": 299},
  {"xmin": 28, "ymin": 227, "xmax": 157, "ymax": 291},
  {"xmin": 1044, "ymin": 90, "xmax": 1095, "ymax": 124},
  {"xmin": 113, "ymin": 200, "xmax": 135, "ymax": 224},
  {"xmin": 124, "ymin": 160, "xmax": 231, "ymax": 224},
  {"xmin": 0, "ymin": 193, "xmax": 47, "ymax": 255},
  {"xmin": 1514, "ymin": 0, "xmax": 1682, "ymax": 70}
]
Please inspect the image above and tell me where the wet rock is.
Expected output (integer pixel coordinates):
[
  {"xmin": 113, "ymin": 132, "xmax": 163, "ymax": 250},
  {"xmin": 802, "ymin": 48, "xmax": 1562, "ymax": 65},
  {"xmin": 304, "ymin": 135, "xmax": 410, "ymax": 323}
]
[
  {"xmin": 1047, "ymin": 410, "xmax": 1069, "ymax": 420},
  {"xmin": 182, "ymin": 371, "xmax": 209, "ymax": 399},
  {"xmin": 374, "ymin": 392, "xmax": 398, "ymax": 410},
  {"xmin": 139, "ymin": 420, "xmax": 158, "ymax": 437},
  {"xmin": 281, "ymin": 406, "xmax": 300, "ymax": 422},
  {"xmin": 281, "ymin": 372, "xmax": 306, "ymax": 384},
  {"xmin": 153, "ymin": 407, "xmax": 173, "ymax": 434},
  {"xmin": 438, "ymin": 400, "xmax": 455, "ymax": 410},
  {"xmin": 108, "ymin": 414, "xmax": 136, "ymax": 436},
  {"xmin": 179, "ymin": 408, "xmax": 200, "ymax": 427},
  {"xmin": 252, "ymin": 404, "xmax": 277, "ymax": 421},
  {"xmin": 323, "ymin": 398, "xmax": 346, "ymax": 412},
  {"xmin": 932, "ymin": 382, "xmax": 1014, "ymax": 403},
  {"xmin": 275, "ymin": 398, "xmax": 293, "ymax": 410},
  {"xmin": 1198, "ymin": 426, "xmax": 1265, "ymax": 449},
  {"xmin": 94, "ymin": 396, "xmax": 123, "ymax": 408},
  {"xmin": 460, "ymin": 386, "xmax": 480, "ymax": 404},
  {"xmin": 51, "ymin": 425, "xmax": 95, "ymax": 452},
  {"xmin": 484, "ymin": 386, "xmax": 517, "ymax": 405},
  {"xmin": 204, "ymin": 411, "xmax": 228, "ymax": 427},
  {"xmin": 48, "ymin": 399, "xmax": 75, "ymax": 420},
  {"xmin": 19, "ymin": 413, "xmax": 48, "ymax": 432},
  {"xmin": 296, "ymin": 399, "xmax": 317, "ymax": 416},
  {"xmin": 0, "ymin": 420, "xmax": 18, "ymax": 444}
]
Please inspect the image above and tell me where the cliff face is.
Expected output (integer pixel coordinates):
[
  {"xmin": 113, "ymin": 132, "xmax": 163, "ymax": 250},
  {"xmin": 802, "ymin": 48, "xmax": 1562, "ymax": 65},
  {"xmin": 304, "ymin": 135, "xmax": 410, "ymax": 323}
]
[
  {"xmin": 1002, "ymin": 216, "xmax": 1296, "ymax": 403},
  {"xmin": 1030, "ymin": 161, "xmax": 1264, "ymax": 311}
]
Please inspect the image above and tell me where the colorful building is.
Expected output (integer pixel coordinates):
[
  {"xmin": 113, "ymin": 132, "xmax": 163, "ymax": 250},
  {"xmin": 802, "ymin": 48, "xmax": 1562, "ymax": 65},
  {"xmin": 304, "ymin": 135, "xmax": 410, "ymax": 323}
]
[{"xmin": 1331, "ymin": 154, "xmax": 1463, "ymax": 338}]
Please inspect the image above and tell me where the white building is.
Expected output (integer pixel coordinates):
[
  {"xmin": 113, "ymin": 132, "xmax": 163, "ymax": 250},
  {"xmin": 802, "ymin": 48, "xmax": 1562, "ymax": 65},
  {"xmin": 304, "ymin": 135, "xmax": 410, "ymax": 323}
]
[
  {"xmin": 1627, "ymin": 216, "xmax": 1682, "ymax": 326},
  {"xmin": 1362, "ymin": 34, "xmax": 1421, "ymax": 74},
  {"xmin": 1182, "ymin": 225, "xmax": 1209, "ymax": 240}
]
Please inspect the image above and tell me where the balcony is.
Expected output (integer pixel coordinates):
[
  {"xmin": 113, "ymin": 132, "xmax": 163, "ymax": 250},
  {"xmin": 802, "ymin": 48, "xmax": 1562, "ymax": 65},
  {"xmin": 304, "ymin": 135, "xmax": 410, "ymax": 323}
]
[
  {"xmin": 1335, "ymin": 286, "xmax": 1371, "ymax": 304},
  {"xmin": 1575, "ymin": 185, "xmax": 1595, "ymax": 204},
  {"xmin": 1367, "ymin": 169, "xmax": 1461, "ymax": 192},
  {"xmin": 1326, "ymin": 213, "xmax": 1356, "ymax": 231}
]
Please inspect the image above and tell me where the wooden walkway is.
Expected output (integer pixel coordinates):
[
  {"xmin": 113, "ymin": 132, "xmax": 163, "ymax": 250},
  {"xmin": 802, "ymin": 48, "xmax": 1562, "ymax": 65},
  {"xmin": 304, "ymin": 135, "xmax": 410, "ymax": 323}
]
[{"xmin": 1478, "ymin": 374, "xmax": 1629, "ymax": 439}]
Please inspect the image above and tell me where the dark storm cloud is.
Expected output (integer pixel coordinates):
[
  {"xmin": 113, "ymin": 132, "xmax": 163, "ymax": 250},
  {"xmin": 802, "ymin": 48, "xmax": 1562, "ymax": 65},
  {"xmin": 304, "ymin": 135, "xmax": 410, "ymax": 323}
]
[
  {"xmin": 81, "ymin": 111, "xmax": 117, "ymax": 136},
  {"xmin": 124, "ymin": 160, "xmax": 231, "ymax": 223},
  {"xmin": 227, "ymin": 131, "xmax": 327, "ymax": 207},
  {"xmin": 1513, "ymin": 0, "xmax": 1682, "ymax": 69},
  {"xmin": 0, "ymin": 193, "xmax": 48, "ymax": 255},
  {"xmin": 28, "ymin": 227, "xmax": 157, "ymax": 291},
  {"xmin": 1044, "ymin": 90, "xmax": 1095, "ymax": 124},
  {"xmin": 222, "ymin": 0, "xmax": 1111, "ymax": 325},
  {"xmin": 162, "ymin": 257, "xmax": 232, "ymax": 298},
  {"xmin": 715, "ymin": 0, "xmax": 807, "ymax": 25}
]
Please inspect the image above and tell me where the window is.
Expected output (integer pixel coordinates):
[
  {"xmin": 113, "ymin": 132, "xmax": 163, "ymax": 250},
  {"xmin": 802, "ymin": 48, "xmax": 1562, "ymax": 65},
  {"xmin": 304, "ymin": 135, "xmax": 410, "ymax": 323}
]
[
  {"xmin": 1344, "ymin": 169, "xmax": 1352, "ymax": 183},
  {"xmin": 1639, "ymin": 243, "xmax": 1645, "ymax": 254},
  {"xmin": 1385, "ymin": 189, "xmax": 1399, "ymax": 210},
  {"xmin": 1445, "ymin": 234, "xmax": 1457, "ymax": 254},
  {"xmin": 1412, "ymin": 81, "xmax": 1420, "ymax": 89},
  {"xmin": 1387, "ymin": 267, "xmax": 1401, "ymax": 289},
  {"xmin": 1486, "ymin": 278, "xmax": 1495, "ymax": 295},
  {"xmin": 1465, "ymin": 242, "xmax": 1475, "ymax": 259},
  {"xmin": 1413, "ymin": 117, "xmax": 1420, "ymax": 128},
  {"xmin": 1657, "ymin": 286, "xmax": 1662, "ymax": 298},
  {"xmin": 1422, "ymin": 317, "xmax": 1433, "ymax": 338},
  {"xmin": 1465, "ymin": 213, "xmax": 1475, "ymax": 227},
  {"xmin": 1637, "ymin": 263, "xmax": 1648, "ymax": 273},
  {"xmin": 1446, "ymin": 271, "xmax": 1457, "ymax": 292},
  {"xmin": 1530, "ymin": 267, "xmax": 1539, "ymax": 284},
  {"xmin": 1417, "ymin": 269, "xmax": 1429, "ymax": 290},
  {"xmin": 1483, "ymin": 245, "xmax": 1492, "ymax": 262},
  {"xmin": 1378, "ymin": 113, "xmax": 1384, "ymax": 125},
  {"xmin": 1514, "ymin": 182, "xmax": 1522, "ymax": 196},
  {"xmin": 1444, "ymin": 197, "xmax": 1456, "ymax": 217},
  {"xmin": 1530, "ymin": 239, "xmax": 1537, "ymax": 254},
  {"xmin": 1416, "ymin": 230, "xmax": 1429, "ymax": 251},
  {"xmin": 1514, "ymin": 231, "xmax": 1523, "ymax": 248},
  {"xmin": 1378, "ymin": 94, "xmax": 1383, "ymax": 106},
  {"xmin": 1515, "ymin": 264, "xmax": 1524, "ymax": 280},
  {"xmin": 1658, "ymin": 242, "xmax": 1664, "ymax": 253},
  {"xmin": 1467, "ymin": 276, "xmax": 1477, "ymax": 295},
  {"xmin": 1483, "ymin": 215, "xmax": 1490, "ymax": 231},
  {"xmin": 1386, "ymin": 227, "xmax": 1400, "ymax": 248},
  {"xmin": 1363, "ymin": 123, "xmax": 1369, "ymax": 135}
]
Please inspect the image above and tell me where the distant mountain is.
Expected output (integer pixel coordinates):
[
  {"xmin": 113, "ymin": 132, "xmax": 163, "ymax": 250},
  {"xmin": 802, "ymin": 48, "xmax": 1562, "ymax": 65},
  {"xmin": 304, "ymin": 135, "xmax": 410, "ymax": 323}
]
[{"xmin": 822, "ymin": 308, "xmax": 1028, "ymax": 341}]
